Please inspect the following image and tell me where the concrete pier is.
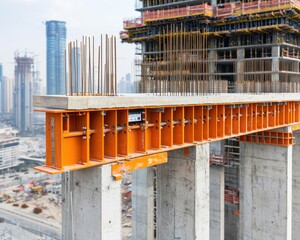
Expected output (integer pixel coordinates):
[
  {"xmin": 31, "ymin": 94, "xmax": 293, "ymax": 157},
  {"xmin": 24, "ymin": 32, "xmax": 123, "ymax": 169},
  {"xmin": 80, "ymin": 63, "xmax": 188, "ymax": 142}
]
[
  {"xmin": 62, "ymin": 165, "xmax": 121, "ymax": 240},
  {"xmin": 293, "ymin": 130, "xmax": 300, "ymax": 240},
  {"xmin": 132, "ymin": 168, "xmax": 155, "ymax": 240},
  {"xmin": 239, "ymin": 141, "xmax": 292, "ymax": 240},
  {"xmin": 156, "ymin": 145, "xmax": 210, "ymax": 240},
  {"xmin": 210, "ymin": 166, "xmax": 225, "ymax": 240}
]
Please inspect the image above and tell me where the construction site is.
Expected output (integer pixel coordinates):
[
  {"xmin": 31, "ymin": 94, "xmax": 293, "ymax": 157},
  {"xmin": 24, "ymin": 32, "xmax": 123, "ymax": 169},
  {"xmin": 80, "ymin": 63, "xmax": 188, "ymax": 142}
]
[{"xmin": 31, "ymin": 0, "xmax": 300, "ymax": 239}]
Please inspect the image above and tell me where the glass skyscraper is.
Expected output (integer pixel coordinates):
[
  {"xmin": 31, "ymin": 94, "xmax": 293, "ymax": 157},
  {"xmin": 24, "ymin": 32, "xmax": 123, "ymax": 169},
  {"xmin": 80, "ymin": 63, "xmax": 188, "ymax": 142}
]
[
  {"xmin": 0, "ymin": 63, "xmax": 3, "ymax": 113},
  {"xmin": 46, "ymin": 20, "xmax": 66, "ymax": 95}
]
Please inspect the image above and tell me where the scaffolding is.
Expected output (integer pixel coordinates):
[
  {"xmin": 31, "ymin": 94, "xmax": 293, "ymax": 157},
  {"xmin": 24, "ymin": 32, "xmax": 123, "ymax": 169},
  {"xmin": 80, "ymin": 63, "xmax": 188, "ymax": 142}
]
[{"xmin": 122, "ymin": 0, "xmax": 300, "ymax": 95}]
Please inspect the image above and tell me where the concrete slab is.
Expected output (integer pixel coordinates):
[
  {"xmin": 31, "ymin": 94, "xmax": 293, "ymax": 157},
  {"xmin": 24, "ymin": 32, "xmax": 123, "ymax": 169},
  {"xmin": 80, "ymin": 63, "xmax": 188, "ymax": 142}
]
[{"xmin": 34, "ymin": 93, "xmax": 300, "ymax": 110}]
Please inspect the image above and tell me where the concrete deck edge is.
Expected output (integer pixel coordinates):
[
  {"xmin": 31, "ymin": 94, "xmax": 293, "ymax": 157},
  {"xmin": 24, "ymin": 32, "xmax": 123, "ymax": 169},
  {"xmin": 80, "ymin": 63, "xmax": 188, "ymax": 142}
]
[{"xmin": 33, "ymin": 93, "xmax": 300, "ymax": 110}]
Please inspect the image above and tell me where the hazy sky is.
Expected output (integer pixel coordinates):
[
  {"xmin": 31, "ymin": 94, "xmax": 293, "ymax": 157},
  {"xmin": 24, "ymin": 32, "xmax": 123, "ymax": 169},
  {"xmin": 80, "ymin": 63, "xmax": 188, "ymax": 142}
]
[{"xmin": 0, "ymin": 0, "xmax": 139, "ymax": 86}]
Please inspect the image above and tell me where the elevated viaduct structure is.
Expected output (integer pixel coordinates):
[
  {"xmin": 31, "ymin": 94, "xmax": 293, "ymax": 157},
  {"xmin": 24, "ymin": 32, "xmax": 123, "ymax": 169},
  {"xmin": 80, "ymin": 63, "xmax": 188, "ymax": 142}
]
[
  {"xmin": 35, "ymin": 93, "xmax": 300, "ymax": 240},
  {"xmin": 34, "ymin": 0, "xmax": 300, "ymax": 239}
]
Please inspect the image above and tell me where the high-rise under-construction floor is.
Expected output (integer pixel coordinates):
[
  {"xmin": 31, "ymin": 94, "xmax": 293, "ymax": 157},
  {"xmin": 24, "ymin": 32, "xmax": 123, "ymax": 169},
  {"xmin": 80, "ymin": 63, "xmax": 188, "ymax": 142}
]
[{"xmin": 122, "ymin": 0, "xmax": 300, "ymax": 95}]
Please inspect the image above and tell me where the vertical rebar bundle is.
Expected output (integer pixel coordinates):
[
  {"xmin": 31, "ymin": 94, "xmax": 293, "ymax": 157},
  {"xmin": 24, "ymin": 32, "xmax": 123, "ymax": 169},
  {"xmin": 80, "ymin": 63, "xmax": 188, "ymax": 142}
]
[{"xmin": 65, "ymin": 35, "xmax": 117, "ymax": 96}]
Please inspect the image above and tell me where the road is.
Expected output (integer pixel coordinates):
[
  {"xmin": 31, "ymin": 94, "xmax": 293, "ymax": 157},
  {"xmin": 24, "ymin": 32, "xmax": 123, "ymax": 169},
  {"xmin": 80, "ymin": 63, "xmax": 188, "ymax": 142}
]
[{"xmin": 0, "ymin": 206, "xmax": 61, "ymax": 239}]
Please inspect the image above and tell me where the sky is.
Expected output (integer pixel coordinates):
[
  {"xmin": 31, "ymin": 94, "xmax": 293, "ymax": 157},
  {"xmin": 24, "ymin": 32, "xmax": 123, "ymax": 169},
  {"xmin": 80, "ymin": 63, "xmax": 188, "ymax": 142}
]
[{"xmin": 0, "ymin": 0, "xmax": 139, "ymax": 88}]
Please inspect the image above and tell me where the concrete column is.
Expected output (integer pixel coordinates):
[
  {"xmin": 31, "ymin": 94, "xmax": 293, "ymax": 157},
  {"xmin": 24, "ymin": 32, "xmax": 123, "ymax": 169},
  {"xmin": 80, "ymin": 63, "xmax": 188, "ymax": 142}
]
[
  {"xmin": 132, "ymin": 167, "xmax": 155, "ymax": 240},
  {"xmin": 293, "ymin": 130, "xmax": 300, "ymax": 240},
  {"xmin": 271, "ymin": 46, "xmax": 280, "ymax": 82},
  {"xmin": 62, "ymin": 165, "xmax": 121, "ymax": 240},
  {"xmin": 239, "ymin": 142, "xmax": 292, "ymax": 240},
  {"xmin": 156, "ymin": 144, "xmax": 210, "ymax": 240},
  {"xmin": 210, "ymin": 166, "xmax": 225, "ymax": 240},
  {"xmin": 237, "ymin": 49, "xmax": 245, "ymax": 83},
  {"xmin": 209, "ymin": 50, "xmax": 216, "ymax": 83}
]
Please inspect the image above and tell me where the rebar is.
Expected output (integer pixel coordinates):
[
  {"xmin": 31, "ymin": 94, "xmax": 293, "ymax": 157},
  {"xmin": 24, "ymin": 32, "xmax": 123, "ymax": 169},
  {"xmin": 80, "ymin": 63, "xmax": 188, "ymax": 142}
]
[{"xmin": 65, "ymin": 35, "xmax": 117, "ymax": 96}]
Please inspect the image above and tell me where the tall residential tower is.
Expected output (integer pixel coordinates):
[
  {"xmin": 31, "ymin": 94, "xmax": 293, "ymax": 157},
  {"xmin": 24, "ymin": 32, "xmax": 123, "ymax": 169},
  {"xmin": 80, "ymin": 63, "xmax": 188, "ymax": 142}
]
[{"xmin": 46, "ymin": 20, "xmax": 66, "ymax": 95}]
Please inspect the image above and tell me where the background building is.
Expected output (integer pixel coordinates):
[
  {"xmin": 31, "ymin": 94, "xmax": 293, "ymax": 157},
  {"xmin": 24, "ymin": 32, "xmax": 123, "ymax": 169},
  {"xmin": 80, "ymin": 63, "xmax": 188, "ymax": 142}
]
[
  {"xmin": 0, "ymin": 130, "xmax": 20, "ymax": 171},
  {"xmin": 118, "ymin": 73, "xmax": 134, "ymax": 93},
  {"xmin": 46, "ymin": 20, "xmax": 66, "ymax": 95},
  {"xmin": 1, "ymin": 76, "xmax": 14, "ymax": 114},
  {"xmin": 14, "ymin": 55, "xmax": 34, "ymax": 133},
  {"xmin": 0, "ymin": 63, "xmax": 3, "ymax": 113}
]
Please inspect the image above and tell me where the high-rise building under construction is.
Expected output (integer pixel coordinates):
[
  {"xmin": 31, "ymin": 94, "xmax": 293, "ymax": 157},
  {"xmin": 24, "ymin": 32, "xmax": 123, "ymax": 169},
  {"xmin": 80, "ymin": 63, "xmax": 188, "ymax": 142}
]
[
  {"xmin": 14, "ymin": 55, "xmax": 34, "ymax": 132},
  {"xmin": 122, "ymin": 0, "xmax": 300, "ymax": 95},
  {"xmin": 46, "ymin": 20, "xmax": 67, "ymax": 95}
]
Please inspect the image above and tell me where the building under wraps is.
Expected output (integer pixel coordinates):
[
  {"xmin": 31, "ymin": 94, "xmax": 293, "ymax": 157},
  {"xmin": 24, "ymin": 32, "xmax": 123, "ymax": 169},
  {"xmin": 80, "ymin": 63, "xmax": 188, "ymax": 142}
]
[{"xmin": 122, "ymin": 0, "xmax": 300, "ymax": 94}]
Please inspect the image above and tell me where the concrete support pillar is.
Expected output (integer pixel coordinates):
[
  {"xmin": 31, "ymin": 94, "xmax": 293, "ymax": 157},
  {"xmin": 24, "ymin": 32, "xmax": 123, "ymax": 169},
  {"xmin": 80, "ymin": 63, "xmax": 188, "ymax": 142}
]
[
  {"xmin": 209, "ymin": 50, "xmax": 216, "ymax": 83},
  {"xmin": 239, "ymin": 142, "xmax": 292, "ymax": 240},
  {"xmin": 156, "ymin": 145, "xmax": 210, "ymax": 240},
  {"xmin": 271, "ymin": 46, "xmax": 280, "ymax": 82},
  {"xmin": 237, "ymin": 49, "xmax": 245, "ymax": 83},
  {"xmin": 132, "ymin": 167, "xmax": 155, "ymax": 240},
  {"xmin": 62, "ymin": 165, "xmax": 121, "ymax": 240},
  {"xmin": 293, "ymin": 130, "xmax": 300, "ymax": 240},
  {"xmin": 210, "ymin": 166, "xmax": 225, "ymax": 240}
]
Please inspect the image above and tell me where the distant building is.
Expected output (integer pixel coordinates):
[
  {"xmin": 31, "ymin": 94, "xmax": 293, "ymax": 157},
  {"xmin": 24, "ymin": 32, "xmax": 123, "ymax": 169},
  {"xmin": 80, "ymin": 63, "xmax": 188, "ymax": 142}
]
[
  {"xmin": 118, "ymin": 73, "xmax": 134, "ymax": 93},
  {"xmin": 14, "ymin": 55, "xmax": 34, "ymax": 133},
  {"xmin": 0, "ymin": 63, "xmax": 3, "ymax": 113},
  {"xmin": 33, "ymin": 70, "xmax": 42, "ymax": 96},
  {"xmin": 46, "ymin": 20, "xmax": 67, "ymax": 95},
  {"xmin": 1, "ymin": 77, "xmax": 14, "ymax": 114},
  {"xmin": 0, "ymin": 130, "xmax": 20, "ymax": 171}
]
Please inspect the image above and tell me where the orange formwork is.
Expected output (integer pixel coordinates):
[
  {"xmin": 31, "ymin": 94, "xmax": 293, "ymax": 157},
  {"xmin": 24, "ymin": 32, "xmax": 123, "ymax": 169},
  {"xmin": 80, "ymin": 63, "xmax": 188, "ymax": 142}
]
[{"xmin": 35, "ymin": 100, "xmax": 300, "ymax": 176}]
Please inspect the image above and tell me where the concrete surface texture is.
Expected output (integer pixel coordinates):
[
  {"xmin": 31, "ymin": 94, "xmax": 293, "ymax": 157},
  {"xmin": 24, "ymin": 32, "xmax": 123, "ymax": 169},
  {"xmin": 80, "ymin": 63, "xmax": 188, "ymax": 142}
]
[
  {"xmin": 62, "ymin": 165, "xmax": 121, "ymax": 240},
  {"xmin": 33, "ymin": 93, "xmax": 300, "ymax": 110},
  {"xmin": 156, "ymin": 145, "xmax": 210, "ymax": 240},
  {"xmin": 132, "ymin": 167, "xmax": 155, "ymax": 240},
  {"xmin": 210, "ymin": 166, "xmax": 225, "ymax": 240},
  {"xmin": 292, "ymin": 130, "xmax": 300, "ymax": 240},
  {"xmin": 239, "ymin": 141, "xmax": 292, "ymax": 240}
]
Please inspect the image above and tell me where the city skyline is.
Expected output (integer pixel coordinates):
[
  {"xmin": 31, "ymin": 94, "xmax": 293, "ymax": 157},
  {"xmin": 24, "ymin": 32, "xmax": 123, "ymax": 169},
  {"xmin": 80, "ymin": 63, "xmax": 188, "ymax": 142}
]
[{"xmin": 0, "ymin": 0, "xmax": 137, "ymax": 88}]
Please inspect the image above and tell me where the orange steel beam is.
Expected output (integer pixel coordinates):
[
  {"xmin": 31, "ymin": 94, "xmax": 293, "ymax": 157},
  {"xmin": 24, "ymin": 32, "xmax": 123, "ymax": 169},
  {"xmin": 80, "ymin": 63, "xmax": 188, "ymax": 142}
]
[
  {"xmin": 239, "ymin": 130, "xmax": 294, "ymax": 146},
  {"xmin": 112, "ymin": 152, "xmax": 167, "ymax": 180},
  {"xmin": 35, "ymin": 101, "xmax": 300, "ymax": 175}
]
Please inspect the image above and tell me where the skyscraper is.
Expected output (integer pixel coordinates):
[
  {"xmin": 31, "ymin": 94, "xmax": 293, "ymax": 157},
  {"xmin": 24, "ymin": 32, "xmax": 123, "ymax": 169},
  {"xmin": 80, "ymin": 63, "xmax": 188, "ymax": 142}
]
[
  {"xmin": 14, "ymin": 55, "xmax": 34, "ymax": 133},
  {"xmin": 0, "ymin": 63, "xmax": 3, "ymax": 113},
  {"xmin": 2, "ymin": 77, "xmax": 14, "ymax": 114},
  {"xmin": 46, "ymin": 20, "xmax": 66, "ymax": 95}
]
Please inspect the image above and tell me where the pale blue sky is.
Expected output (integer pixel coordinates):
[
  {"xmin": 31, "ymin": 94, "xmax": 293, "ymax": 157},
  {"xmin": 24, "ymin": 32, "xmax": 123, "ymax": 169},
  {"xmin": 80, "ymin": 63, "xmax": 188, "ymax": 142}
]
[{"xmin": 0, "ymin": 0, "xmax": 138, "ymax": 86}]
